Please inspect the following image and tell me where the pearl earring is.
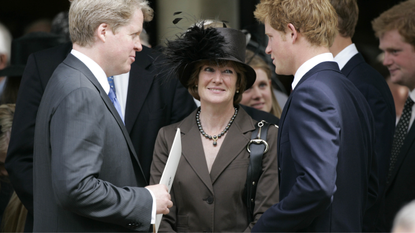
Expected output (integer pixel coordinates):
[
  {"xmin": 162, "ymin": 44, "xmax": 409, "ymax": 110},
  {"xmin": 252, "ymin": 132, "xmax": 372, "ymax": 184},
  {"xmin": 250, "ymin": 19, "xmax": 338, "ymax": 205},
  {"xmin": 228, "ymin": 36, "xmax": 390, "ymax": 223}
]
[{"xmin": 236, "ymin": 90, "xmax": 239, "ymax": 93}]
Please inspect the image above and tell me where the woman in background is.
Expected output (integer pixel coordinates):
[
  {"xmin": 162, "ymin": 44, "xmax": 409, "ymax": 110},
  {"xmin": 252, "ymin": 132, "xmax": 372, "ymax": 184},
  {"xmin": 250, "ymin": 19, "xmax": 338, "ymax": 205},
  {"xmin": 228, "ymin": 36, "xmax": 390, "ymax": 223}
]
[
  {"xmin": 0, "ymin": 104, "xmax": 27, "ymax": 232},
  {"xmin": 241, "ymin": 49, "xmax": 282, "ymax": 118}
]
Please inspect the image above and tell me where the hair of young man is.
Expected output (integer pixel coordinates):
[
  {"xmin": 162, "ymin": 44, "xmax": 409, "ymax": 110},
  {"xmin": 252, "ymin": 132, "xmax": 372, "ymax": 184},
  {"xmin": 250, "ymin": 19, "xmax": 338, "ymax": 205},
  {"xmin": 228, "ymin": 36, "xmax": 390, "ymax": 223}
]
[
  {"xmin": 372, "ymin": 0, "xmax": 415, "ymax": 48},
  {"xmin": 68, "ymin": 0, "xmax": 153, "ymax": 47},
  {"xmin": 329, "ymin": 0, "xmax": 358, "ymax": 38},
  {"xmin": 254, "ymin": 0, "xmax": 338, "ymax": 48},
  {"xmin": 187, "ymin": 60, "xmax": 247, "ymax": 105}
]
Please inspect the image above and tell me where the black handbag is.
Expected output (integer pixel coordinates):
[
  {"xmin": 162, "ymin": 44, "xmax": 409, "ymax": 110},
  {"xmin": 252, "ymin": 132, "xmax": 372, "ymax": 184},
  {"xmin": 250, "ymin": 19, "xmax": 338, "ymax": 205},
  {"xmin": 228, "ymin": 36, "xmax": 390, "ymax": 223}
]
[{"xmin": 246, "ymin": 120, "xmax": 275, "ymax": 223}]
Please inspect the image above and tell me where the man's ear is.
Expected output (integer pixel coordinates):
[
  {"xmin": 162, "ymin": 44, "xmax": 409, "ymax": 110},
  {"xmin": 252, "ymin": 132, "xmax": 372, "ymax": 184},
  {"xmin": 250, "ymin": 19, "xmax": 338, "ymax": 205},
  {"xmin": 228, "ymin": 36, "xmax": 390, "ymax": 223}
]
[
  {"xmin": 287, "ymin": 23, "xmax": 298, "ymax": 43},
  {"xmin": 96, "ymin": 23, "xmax": 109, "ymax": 43}
]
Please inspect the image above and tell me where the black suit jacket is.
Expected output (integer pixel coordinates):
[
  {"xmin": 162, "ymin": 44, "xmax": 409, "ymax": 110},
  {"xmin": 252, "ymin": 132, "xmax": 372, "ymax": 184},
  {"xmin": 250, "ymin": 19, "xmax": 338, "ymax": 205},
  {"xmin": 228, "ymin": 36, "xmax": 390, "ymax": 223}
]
[
  {"xmin": 341, "ymin": 53, "xmax": 395, "ymax": 231},
  {"xmin": 5, "ymin": 43, "xmax": 196, "ymax": 231},
  {"xmin": 380, "ymin": 121, "xmax": 415, "ymax": 231}
]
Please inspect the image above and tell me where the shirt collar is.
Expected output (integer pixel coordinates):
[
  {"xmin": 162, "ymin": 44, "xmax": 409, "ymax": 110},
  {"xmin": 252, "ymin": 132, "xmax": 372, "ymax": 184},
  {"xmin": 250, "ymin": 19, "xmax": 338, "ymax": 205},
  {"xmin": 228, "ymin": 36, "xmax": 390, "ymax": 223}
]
[
  {"xmin": 71, "ymin": 49, "xmax": 110, "ymax": 94},
  {"xmin": 292, "ymin": 53, "xmax": 335, "ymax": 90},
  {"xmin": 334, "ymin": 43, "xmax": 359, "ymax": 70},
  {"xmin": 409, "ymin": 87, "xmax": 415, "ymax": 101}
]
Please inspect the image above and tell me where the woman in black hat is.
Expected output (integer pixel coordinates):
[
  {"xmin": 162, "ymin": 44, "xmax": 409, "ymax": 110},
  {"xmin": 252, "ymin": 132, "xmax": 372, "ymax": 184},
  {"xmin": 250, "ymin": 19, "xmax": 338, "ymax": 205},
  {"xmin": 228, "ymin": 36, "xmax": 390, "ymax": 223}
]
[{"xmin": 150, "ymin": 23, "xmax": 279, "ymax": 232}]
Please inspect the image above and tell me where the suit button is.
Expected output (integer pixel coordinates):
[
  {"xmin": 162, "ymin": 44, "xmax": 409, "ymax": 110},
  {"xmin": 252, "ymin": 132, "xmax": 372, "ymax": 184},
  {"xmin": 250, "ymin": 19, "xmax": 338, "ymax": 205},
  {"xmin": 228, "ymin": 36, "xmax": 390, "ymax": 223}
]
[{"xmin": 204, "ymin": 196, "xmax": 214, "ymax": 204}]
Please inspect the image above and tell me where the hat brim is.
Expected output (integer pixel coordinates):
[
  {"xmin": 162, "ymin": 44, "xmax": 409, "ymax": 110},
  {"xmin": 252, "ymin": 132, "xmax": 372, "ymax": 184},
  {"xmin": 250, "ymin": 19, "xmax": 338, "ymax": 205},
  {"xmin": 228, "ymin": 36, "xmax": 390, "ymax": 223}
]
[
  {"xmin": 0, "ymin": 65, "xmax": 25, "ymax": 77},
  {"xmin": 180, "ymin": 58, "xmax": 256, "ymax": 91}
]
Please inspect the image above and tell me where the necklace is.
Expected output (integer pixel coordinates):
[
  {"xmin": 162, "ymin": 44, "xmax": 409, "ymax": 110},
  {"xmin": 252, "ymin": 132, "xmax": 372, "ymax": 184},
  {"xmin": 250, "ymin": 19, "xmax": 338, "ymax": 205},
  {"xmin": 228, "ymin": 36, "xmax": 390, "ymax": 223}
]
[{"xmin": 196, "ymin": 107, "xmax": 238, "ymax": 146}]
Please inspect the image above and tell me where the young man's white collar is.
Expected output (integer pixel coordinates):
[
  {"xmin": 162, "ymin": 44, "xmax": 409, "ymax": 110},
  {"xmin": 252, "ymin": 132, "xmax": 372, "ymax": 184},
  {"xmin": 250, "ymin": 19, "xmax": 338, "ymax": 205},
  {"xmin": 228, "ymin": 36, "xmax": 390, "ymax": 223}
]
[
  {"xmin": 292, "ymin": 53, "xmax": 335, "ymax": 90},
  {"xmin": 334, "ymin": 43, "xmax": 359, "ymax": 70},
  {"xmin": 406, "ymin": 88, "xmax": 415, "ymax": 130}
]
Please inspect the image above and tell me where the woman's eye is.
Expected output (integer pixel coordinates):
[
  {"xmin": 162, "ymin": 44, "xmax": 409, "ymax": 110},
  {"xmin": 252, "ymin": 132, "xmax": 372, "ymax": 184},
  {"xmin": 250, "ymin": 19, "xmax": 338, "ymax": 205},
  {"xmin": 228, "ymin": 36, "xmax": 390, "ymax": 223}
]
[
  {"xmin": 223, "ymin": 69, "xmax": 233, "ymax": 74},
  {"xmin": 204, "ymin": 67, "xmax": 214, "ymax": 72},
  {"xmin": 259, "ymin": 82, "xmax": 268, "ymax": 88}
]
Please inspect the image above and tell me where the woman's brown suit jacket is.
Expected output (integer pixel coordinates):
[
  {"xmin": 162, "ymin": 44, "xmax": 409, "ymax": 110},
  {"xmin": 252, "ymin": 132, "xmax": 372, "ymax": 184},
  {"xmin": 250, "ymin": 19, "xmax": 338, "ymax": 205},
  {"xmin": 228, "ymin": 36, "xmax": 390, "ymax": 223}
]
[{"xmin": 150, "ymin": 107, "xmax": 279, "ymax": 232}]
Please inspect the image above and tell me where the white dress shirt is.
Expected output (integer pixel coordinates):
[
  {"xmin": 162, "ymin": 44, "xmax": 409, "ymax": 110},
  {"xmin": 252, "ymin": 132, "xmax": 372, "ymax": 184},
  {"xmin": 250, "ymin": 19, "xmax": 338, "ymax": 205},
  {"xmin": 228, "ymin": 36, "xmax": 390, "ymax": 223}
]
[
  {"xmin": 333, "ymin": 43, "xmax": 359, "ymax": 70},
  {"xmin": 408, "ymin": 88, "xmax": 415, "ymax": 131},
  {"xmin": 292, "ymin": 53, "xmax": 336, "ymax": 90}
]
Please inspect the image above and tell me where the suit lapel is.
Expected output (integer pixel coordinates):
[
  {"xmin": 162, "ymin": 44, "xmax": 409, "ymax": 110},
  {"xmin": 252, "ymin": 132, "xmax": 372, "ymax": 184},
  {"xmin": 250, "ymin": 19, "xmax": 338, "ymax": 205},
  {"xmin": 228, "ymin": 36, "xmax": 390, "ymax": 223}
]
[
  {"xmin": 64, "ymin": 54, "xmax": 146, "ymax": 182},
  {"xmin": 388, "ymin": 123, "xmax": 415, "ymax": 186},
  {"xmin": 180, "ymin": 111, "xmax": 215, "ymax": 193},
  {"xmin": 278, "ymin": 61, "xmax": 340, "ymax": 161},
  {"xmin": 277, "ymin": 93, "xmax": 293, "ymax": 160},
  {"xmin": 125, "ymin": 61, "xmax": 154, "ymax": 133},
  {"xmin": 209, "ymin": 108, "xmax": 254, "ymax": 184}
]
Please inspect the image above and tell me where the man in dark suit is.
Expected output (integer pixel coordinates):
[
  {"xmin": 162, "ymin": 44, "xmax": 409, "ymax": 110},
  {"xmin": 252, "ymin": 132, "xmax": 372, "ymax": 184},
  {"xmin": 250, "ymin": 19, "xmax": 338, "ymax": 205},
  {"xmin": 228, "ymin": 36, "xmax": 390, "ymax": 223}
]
[
  {"xmin": 252, "ymin": 0, "xmax": 375, "ymax": 231},
  {"xmin": 372, "ymin": 1, "xmax": 415, "ymax": 231},
  {"xmin": 329, "ymin": 0, "xmax": 396, "ymax": 231},
  {"xmin": 12, "ymin": 0, "xmax": 174, "ymax": 231}
]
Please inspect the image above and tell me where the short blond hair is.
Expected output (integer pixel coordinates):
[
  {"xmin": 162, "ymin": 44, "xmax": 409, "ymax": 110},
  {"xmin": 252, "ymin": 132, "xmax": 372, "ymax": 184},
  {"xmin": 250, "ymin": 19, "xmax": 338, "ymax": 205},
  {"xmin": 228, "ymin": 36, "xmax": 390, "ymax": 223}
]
[
  {"xmin": 69, "ymin": 0, "xmax": 153, "ymax": 47},
  {"xmin": 254, "ymin": 0, "xmax": 338, "ymax": 47},
  {"xmin": 372, "ymin": 0, "xmax": 415, "ymax": 48}
]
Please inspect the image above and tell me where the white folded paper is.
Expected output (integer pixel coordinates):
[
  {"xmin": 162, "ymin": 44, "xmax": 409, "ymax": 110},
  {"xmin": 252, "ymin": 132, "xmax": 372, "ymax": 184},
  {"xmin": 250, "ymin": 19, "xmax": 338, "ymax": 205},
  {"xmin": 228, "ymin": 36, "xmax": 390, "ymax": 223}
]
[{"xmin": 155, "ymin": 128, "xmax": 181, "ymax": 233}]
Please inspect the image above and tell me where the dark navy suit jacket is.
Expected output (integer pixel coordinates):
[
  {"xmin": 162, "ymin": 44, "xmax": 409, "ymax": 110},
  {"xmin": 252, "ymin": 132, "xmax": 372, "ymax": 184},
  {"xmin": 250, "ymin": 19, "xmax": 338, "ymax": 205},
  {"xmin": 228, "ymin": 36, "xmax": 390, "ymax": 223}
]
[
  {"xmin": 341, "ymin": 53, "xmax": 395, "ymax": 231},
  {"xmin": 252, "ymin": 62, "xmax": 375, "ymax": 232}
]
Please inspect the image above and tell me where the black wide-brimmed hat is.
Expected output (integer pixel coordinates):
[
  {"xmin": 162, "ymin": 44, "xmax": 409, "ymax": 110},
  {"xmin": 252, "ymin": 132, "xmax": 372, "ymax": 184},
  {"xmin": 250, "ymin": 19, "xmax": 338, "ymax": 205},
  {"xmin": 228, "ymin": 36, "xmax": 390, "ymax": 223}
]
[
  {"xmin": 164, "ymin": 24, "xmax": 256, "ymax": 90},
  {"xmin": 0, "ymin": 32, "xmax": 64, "ymax": 77}
]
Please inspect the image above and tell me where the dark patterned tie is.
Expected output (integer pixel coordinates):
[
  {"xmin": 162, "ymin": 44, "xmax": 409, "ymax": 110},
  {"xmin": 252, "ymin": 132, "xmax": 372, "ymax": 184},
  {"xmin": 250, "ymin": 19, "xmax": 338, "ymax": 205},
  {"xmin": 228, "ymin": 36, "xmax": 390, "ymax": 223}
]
[
  {"xmin": 107, "ymin": 76, "xmax": 124, "ymax": 124},
  {"xmin": 387, "ymin": 96, "xmax": 414, "ymax": 183}
]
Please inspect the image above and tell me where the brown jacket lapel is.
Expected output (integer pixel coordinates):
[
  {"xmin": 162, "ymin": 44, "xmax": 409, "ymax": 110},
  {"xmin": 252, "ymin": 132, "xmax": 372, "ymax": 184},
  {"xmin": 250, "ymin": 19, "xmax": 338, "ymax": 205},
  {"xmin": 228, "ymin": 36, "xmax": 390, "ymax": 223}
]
[{"xmin": 210, "ymin": 109, "xmax": 255, "ymax": 184}]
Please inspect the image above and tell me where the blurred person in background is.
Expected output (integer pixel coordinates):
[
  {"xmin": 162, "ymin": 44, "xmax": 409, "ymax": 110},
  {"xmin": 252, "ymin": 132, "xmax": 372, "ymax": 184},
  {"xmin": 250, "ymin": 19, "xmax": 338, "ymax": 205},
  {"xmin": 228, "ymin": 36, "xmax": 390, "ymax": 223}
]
[
  {"xmin": 0, "ymin": 22, "xmax": 12, "ymax": 95},
  {"xmin": 0, "ymin": 104, "xmax": 28, "ymax": 233},
  {"xmin": 242, "ymin": 49, "xmax": 282, "ymax": 118},
  {"xmin": 0, "ymin": 32, "xmax": 63, "ymax": 104},
  {"xmin": 0, "ymin": 104, "xmax": 16, "ymax": 227},
  {"xmin": 328, "ymin": 0, "xmax": 396, "ymax": 231},
  {"xmin": 392, "ymin": 200, "xmax": 415, "ymax": 233},
  {"xmin": 372, "ymin": 0, "xmax": 415, "ymax": 231}
]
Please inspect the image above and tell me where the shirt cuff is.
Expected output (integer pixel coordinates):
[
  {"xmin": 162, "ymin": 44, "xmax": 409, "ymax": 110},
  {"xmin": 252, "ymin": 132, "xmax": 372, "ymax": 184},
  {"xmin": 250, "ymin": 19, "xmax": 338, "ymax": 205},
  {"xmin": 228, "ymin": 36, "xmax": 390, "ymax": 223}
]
[{"xmin": 145, "ymin": 187, "xmax": 156, "ymax": 224}]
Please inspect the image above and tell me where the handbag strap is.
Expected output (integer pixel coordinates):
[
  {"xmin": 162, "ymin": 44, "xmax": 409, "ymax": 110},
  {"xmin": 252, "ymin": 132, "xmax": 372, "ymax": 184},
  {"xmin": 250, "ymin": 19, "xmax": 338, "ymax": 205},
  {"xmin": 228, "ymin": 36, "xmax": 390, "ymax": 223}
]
[{"xmin": 246, "ymin": 120, "xmax": 270, "ymax": 223}]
